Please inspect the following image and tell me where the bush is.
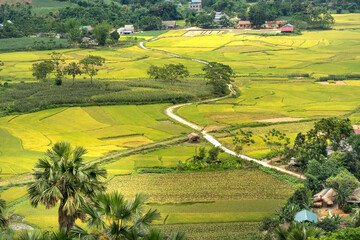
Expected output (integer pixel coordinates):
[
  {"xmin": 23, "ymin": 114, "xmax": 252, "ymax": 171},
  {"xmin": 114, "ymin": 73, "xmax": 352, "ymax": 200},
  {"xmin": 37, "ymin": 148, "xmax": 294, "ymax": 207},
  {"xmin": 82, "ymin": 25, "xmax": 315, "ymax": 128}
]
[
  {"xmin": 315, "ymin": 215, "xmax": 342, "ymax": 233},
  {"xmin": 343, "ymin": 204, "xmax": 353, "ymax": 213}
]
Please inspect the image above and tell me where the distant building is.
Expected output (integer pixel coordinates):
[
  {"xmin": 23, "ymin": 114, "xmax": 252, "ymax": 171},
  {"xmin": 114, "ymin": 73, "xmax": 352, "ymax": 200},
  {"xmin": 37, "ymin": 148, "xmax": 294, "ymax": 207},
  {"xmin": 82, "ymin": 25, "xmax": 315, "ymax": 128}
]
[
  {"xmin": 262, "ymin": 20, "xmax": 287, "ymax": 29},
  {"xmin": 188, "ymin": 0, "xmax": 202, "ymax": 12},
  {"xmin": 117, "ymin": 25, "xmax": 134, "ymax": 35},
  {"xmin": 235, "ymin": 21, "xmax": 253, "ymax": 29},
  {"xmin": 280, "ymin": 24, "xmax": 294, "ymax": 33},
  {"xmin": 55, "ymin": 34, "xmax": 68, "ymax": 39},
  {"xmin": 80, "ymin": 25, "xmax": 93, "ymax": 31},
  {"xmin": 214, "ymin": 12, "xmax": 229, "ymax": 22},
  {"xmin": 162, "ymin": 21, "xmax": 177, "ymax": 29}
]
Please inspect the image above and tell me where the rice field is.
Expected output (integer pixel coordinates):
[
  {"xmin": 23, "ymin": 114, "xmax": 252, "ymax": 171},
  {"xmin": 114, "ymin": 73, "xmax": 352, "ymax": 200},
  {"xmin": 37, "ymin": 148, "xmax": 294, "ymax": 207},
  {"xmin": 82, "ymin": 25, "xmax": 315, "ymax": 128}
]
[
  {"xmin": 333, "ymin": 13, "xmax": 360, "ymax": 29},
  {"xmin": 147, "ymin": 30, "xmax": 360, "ymax": 76},
  {"xmin": 8, "ymin": 168, "xmax": 294, "ymax": 233},
  {"xmin": 0, "ymin": 104, "xmax": 189, "ymax": 178},
  {"xmin": 178, "ymin": 78, "xmax": 360, "ymax": 158},
  {"xmin": 0, "ymin": 46, "xmax": 204, "ymax": 81}
]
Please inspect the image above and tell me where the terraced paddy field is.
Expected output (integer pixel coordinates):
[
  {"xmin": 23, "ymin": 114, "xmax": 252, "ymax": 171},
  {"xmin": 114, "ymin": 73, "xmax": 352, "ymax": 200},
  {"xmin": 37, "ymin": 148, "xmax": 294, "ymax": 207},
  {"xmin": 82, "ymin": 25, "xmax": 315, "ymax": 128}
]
[
  {"xmin": 147, "ymin": 29, "xmax": 360, "ymax": 77},
  {"xmin": 2, "ymin": 167, "xmax": 295, "ymax": 237},
  {"xmin": 0, "ymin": 104, "xmax": 190, "ymax": 178}
]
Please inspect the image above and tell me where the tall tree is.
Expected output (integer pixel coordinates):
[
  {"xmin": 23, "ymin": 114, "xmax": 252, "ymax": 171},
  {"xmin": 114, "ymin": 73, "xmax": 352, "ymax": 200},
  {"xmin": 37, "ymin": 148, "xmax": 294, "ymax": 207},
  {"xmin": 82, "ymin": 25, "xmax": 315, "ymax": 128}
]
[
  {"xmin": 64, "ymin": 62, "xmax": 82, "ymax": 85},
  {"xmin": 32, "ymin": 60, "xmax": 55, "ymax": 82},
  {"xmin": 93, "ymin": 22, "xmax": 111, "ymax": 46},
  {"xmin": 202, "ymin": 62, "xmax": 233, "ymax": 95},
  {"xmin": 147, "ymin": 63, "xmax": 189, "ymax": 83},
  {"xmin": 27, "ymin": 142, "xmax": 107, "ymax": 232},
  {"xmin": 50, "ymin": 52, "xmax": 66, "ymax": 85},
  {"xmin": 79, "ymin": 55, "xmax": 105, "ymax": 84}
]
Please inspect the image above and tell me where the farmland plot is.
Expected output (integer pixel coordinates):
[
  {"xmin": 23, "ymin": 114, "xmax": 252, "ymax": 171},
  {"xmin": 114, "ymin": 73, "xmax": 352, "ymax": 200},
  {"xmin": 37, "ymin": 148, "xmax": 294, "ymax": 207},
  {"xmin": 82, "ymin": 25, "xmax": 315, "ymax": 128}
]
[{"xmin": 0, "ymin": 104, "xmax": 189, "ymax": 177}]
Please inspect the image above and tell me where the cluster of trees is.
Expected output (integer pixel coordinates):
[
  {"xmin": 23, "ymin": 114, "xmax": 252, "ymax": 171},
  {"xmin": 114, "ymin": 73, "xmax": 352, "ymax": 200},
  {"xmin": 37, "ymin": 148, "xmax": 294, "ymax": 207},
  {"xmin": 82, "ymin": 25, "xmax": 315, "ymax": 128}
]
[
  {"xmin": 147, "ymin": 63, "xmax": 189, "ymax": 84},
  {"xmin": 32, "ymin": 52, "xmax": 105, "ymax": 85},
  {"xmin": 179, "ymin": 146, "xmax": 243, "ymax": 170},
  {"xmin": 147, "ymin": 61, "xmax": 234, "ymax": 96},
  {"xmin": 0, "ymin": 142, "xmax": 184, "ymax": 240}
]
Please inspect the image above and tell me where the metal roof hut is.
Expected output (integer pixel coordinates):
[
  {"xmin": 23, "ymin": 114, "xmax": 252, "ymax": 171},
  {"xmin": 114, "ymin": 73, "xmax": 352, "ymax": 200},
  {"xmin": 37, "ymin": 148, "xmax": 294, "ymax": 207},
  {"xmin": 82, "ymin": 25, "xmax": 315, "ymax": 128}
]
[
  {"xmin": 294, "ymin": 210, "xmax": 318, "ymax": 223},
  {"xmin": 187, "ymin": 133, "xmax": 200, "ymax": 143},
  {"xmin": 313, "ymin": 188, "xmax": 336, "ymax": 208}
]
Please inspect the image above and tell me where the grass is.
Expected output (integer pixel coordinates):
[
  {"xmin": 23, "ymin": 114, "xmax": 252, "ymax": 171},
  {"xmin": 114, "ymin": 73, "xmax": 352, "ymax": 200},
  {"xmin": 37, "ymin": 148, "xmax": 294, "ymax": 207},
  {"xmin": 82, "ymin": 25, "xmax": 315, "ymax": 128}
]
[{"xmin": 0, "ymin": 79, "xmax": 213, "ymax": 116}]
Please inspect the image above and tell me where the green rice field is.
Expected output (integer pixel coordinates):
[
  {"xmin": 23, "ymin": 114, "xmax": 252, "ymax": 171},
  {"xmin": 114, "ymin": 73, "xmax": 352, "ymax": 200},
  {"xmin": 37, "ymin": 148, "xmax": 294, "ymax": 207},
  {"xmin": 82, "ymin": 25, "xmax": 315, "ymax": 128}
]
[{"xmin": 0, "ymin": 104, "xmax": 189, "ymax": 178}]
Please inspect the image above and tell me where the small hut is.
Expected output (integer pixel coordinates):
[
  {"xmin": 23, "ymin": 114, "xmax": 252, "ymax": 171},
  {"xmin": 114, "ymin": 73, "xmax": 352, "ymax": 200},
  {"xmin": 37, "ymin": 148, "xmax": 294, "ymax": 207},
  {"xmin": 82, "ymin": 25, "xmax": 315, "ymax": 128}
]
[
  {"xmin": 294, "ymin": 210, "xmax": 318, "ymax": 223},
  {"xmin": 313, "ymin": 188, "xmax": 336, "ymax": 208},
  {"xmin": 347, "ymin": 188, "xmax": 360, "ymax": 205},
  {"xmin": 187, "ymin": 133, "xmax": 200, "ymax": 143}
]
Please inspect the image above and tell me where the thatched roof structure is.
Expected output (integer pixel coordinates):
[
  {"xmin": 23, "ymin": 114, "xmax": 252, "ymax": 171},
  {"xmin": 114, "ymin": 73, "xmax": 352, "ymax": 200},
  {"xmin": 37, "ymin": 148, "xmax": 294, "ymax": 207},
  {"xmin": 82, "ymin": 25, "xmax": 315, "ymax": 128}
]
[
  {"xmin": 348, "ymin": 188, "xmax": 360, "ymax": 204},
  {"xmin": 187, "ymin": 132, "xmax": 200, "ymax": 143},
  {"xmin": 313, "ymin": 188, "xmax": 336, "ymax": 207}
]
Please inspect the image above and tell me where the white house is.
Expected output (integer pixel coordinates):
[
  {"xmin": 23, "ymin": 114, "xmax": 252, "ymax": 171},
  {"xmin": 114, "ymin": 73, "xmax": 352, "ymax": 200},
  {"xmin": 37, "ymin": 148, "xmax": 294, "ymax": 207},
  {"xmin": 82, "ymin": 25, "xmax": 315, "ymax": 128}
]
[{"xmin": 117, "ymin": 25, "xmax": 135, "ymax": 35}]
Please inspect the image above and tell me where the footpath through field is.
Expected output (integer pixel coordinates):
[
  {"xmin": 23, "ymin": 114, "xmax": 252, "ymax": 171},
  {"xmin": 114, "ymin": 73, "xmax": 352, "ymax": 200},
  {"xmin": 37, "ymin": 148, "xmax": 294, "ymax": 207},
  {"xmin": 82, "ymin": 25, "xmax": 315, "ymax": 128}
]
[{"xmin": 140, "ymin": 39, "xmax": 305, "ymax": 179}]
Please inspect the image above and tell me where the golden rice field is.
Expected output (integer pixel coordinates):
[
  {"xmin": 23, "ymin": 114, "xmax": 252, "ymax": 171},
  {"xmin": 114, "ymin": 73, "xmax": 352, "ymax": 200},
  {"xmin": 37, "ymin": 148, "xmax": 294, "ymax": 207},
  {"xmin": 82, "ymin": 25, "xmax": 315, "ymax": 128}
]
[
  {"xmin": 147, "ymin": 29, "xmax": 360, "ymax": 77},
  {"xmin": 0, "ymin": 45, "xmax": 203, "ymax": 81},
  {"xmin": 333, "ymin": 13, "xmax": 360, "ymax": 29}
]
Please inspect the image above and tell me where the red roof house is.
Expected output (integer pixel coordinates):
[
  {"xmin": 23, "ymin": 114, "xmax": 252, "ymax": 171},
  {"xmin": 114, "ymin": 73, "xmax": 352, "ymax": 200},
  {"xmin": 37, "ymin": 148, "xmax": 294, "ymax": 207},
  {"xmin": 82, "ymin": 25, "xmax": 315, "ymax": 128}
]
[
  {"xmin": 354, "ymin": 129, "xmax": 360, "ymax": 135},
  {"xmin": 280, "ymin": 24, "xmax": 294, "ymax": 33}
]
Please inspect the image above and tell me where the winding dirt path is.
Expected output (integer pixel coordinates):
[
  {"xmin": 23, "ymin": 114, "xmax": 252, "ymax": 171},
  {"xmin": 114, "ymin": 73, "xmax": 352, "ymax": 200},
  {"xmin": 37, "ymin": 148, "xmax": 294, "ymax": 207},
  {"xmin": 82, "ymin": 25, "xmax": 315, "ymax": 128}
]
[{"xmin": 140, "ymin": 39, "xmax": 305, "ymax": 179}]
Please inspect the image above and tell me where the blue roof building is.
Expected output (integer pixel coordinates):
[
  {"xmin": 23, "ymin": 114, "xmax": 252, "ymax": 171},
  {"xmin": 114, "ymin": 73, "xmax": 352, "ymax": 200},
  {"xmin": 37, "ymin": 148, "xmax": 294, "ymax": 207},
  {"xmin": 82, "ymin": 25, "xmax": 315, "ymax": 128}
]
[{"xmin": 294, "ymin": 210, "xmax": 318, "ymax": 223}]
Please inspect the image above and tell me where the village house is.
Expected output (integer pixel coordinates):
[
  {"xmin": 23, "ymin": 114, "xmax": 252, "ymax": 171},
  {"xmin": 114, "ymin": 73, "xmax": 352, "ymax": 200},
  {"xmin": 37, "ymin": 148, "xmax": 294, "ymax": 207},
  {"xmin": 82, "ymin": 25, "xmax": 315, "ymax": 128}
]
[
  {"xmin": 117, "ymin": 25, "xmax": 134, "ymax": 35},
  {"xmin": 262, "ymin": 20, "xmax": 287, "ymax": 29},
  {"xmin": 188, "ymin": 0, "xmax": 202, "ymax": 12},
  {"xmin": 162, "ymin": 21, "xmax": 177, "ymax": 29},
  {"xmin": 280, "ymin": 24, "xmax": 294, "ymax": 33},
  {"xmin": 235, "ymin": 21, "xmax": 253, "ymax": 29},
  {"xmin": 214, "ymin": 12, "xmax": 229, "ymax": 22}
]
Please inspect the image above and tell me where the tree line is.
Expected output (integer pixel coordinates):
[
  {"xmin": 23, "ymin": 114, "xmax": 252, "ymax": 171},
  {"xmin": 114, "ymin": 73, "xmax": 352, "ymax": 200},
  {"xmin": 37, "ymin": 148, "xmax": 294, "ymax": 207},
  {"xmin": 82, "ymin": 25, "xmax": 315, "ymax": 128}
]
[{"xmin": 32, "ymin": 52, "xmax": 105, "ymax": 85}]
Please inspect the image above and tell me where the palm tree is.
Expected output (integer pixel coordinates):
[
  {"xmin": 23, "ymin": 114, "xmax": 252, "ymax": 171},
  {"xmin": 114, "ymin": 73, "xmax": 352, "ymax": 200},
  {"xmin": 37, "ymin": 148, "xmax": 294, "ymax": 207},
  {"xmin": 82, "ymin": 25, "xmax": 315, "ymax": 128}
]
[
  {"xmin": 73, "ymin": 192, "xmax": 162, "ymax": 240},
  {"xmin": 64, "ymin": 62, "xmax": 82, "ymax": 85},
  {"xmin": 274, "ymin": 222, "xmax": 324, "ymax": 240},
  {"xmin": 27, "ymin": 142, "xmax": 107, "ymax": 233}
]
